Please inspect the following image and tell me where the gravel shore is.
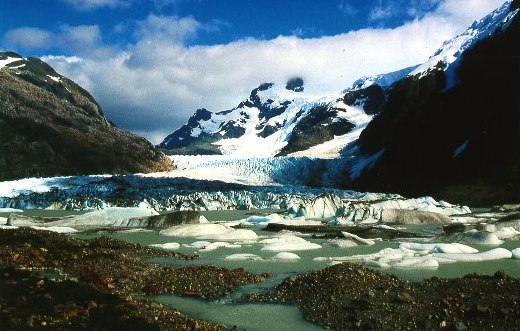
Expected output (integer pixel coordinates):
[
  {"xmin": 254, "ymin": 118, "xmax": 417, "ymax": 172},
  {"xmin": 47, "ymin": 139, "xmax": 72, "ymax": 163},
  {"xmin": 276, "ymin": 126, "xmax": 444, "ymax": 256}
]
[
  {"xmin": 0, "ymin": 228, "xmax": 265, "ymax": 330},
  {"xmin": 247, "ymin": 262, "xmax": 520, "ymax": 330}
]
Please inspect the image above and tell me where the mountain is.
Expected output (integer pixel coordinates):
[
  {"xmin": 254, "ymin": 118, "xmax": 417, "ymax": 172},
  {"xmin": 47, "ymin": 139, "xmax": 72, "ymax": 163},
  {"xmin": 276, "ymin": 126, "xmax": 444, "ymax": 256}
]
[
  {"xmin": 158, "ymin": 67, "xmax": 415, "ymax": 158},
  {"xmin": 0, "ymin": 52, "xmax": 174, "ymax": 180},
  {"xmin": 345, "ymin": 0, "xmax": 520, "ymax": 205},
  {"xmin": 158, "ymin": 1, "xmax": 520, "ymax": 206}
]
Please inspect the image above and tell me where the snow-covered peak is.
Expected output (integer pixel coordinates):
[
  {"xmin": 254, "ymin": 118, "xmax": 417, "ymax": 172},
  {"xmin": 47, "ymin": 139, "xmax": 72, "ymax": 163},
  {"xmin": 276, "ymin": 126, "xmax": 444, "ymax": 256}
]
[
  {"xmin": 350, "ymin": 65, "xmax": 419, "ymax": 90},
  {"xmin": 0, "ymin": 52, "xmax": 23, "ymax": 70},
  {"xmin": 410, "ymin": 0, "xmax": 518, "ymax": 78}
]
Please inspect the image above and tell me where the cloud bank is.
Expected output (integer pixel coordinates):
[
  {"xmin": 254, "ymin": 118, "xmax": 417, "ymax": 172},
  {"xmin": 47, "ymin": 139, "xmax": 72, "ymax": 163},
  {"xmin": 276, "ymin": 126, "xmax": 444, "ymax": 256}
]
[{"xmin": 4, "ymin": 0, "xmax": 507, "ymax": 143}]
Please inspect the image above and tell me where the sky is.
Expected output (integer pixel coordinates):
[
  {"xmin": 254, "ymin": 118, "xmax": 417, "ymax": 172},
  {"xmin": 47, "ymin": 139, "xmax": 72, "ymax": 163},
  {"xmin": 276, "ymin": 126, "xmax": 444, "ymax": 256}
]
[{"xmin": 0, "ymin": 0, "xmax": 508, "ymax": 143}]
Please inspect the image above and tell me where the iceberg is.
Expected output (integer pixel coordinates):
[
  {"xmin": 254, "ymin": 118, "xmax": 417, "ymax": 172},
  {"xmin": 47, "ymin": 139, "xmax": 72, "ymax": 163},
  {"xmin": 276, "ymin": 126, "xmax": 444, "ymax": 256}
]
[
  {"xmin": 149, "ymin": 242, "xmax": 181, "ymax": 250},
  {"xmin": 260, "ymin": 234, "xmax": 321, "ymax": 252},
  {"xmin": 432, "ymin": 248, "xmax": 512, "ymax": 262},
  {"xmin": 269, "ymin": 252, "xmax": 301, "ymax": 261},
  {"xmin": 160, "ymin": 223, "xmax": 258, "ymax": 241},
  {"xmin": 512, "ymin": 248, "xmax": 520, "ymax": 260},
  {"xmin": 391, "ymin": 257, "xmax": 440, "ymax": 269},
  {"xmin": 225, "ymin": 253, "xmax": 264, "ymax": 261}
]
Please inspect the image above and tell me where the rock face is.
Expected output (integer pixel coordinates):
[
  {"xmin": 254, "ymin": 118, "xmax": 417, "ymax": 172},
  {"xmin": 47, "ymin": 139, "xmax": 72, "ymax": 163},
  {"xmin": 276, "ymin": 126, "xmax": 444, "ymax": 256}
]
[
  {"xmin": 345, "ymin": 1, "xmax": 520, "ymax": 205},
  {"xmin": 0, "ymin": 52, "xmax": 173, "ymax": 181}
]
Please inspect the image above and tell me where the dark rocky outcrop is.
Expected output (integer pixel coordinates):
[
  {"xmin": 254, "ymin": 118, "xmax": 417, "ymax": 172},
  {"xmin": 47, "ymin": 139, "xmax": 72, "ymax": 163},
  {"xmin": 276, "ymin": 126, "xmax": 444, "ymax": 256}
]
[
  {"xmin": 285, "ymin": 77, "xmax": 304, "ymax": 92},
  {"xmin": 0, "ymin": 52, "xmax": 173, "ymax": 180},
  {"xmin": 278, "ymin": 105, "xmax": 355, "ymax": 156},
  {"xmin": 343, "ymin": 84, "xmax": 387, "ymax": 115},
  {"xmin": 348, "ymin": 6, "xmax": 520, "ymax": 206}
]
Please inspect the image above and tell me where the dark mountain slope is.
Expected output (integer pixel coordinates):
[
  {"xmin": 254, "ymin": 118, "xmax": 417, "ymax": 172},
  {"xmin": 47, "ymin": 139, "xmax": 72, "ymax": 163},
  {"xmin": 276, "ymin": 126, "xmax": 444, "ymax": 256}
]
[
  {"xmin": 350, "ymin": 5, "xmax": 520, "ymax": 205},
  {"xmin": 0, "ymin": 53, "xmax": 173, "ymax": 180}
]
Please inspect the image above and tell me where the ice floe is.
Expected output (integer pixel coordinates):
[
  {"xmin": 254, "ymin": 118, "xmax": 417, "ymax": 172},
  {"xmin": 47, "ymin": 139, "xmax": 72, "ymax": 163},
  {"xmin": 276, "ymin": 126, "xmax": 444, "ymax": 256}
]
[
  {"xmin": 461, "ymin": 230, "xmax": 503, "ymax": 245},
  {"xmin": 432, "ymin": 248, "xmax": 512, "ymax": 262},
  {"xmin": 225, "ymin": 253, "xmax": 264, "ymax": 261},
  {"xmin": 324, "ymin": 238, "xmax": 359, "ymax": 248},
  {"xmin": 269, "ymin": 252, "xmax": 301, "ymax": 261},
  {"xmin": 149, "ymin": 242, "xmax": 181, "ymax": 250},
  {"xmin": 314, "ymin": 242, "xmax": 513, "ymax": 270},
  {"xmin": 30, "ymin": 226, "xmax": 78, "ymax": 233},
  {"xmin": 160, "ymin": 223, "xmax": 258, "ymax": 241},
  {"xmin": 341, "ymin": 231, "xmax": 376, "ymax": 245},
  {"xmin": 0, "ymin": 208, "xmax": 23, "ymax": 213},
  {"xmin": 35, "ymin": 207, "xmax": 159, "ymax": 228},
  {"xmin": 183, "ymin": 240, "xmax": 242, "ymax": 252},
  {"xmin": 495, "ymin": 227, "xmax": 520, "ymax": 240},
  {"xmin": 259, "ymin": 234, "xmax": 321, "ymax": 252},
  {"xmin": 392, "ymin": 257, "xmax": 440, "ymax": 269}
]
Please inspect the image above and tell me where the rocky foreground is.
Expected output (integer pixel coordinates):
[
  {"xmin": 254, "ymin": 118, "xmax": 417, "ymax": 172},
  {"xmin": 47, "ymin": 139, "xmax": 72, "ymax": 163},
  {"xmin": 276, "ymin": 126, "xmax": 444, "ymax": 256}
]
[
  {"xmin": 0, "ymin": 227, "xmax": 265, "ymax": 330},
  {"xmin": 248, "ymin": 263, "xmax": 520, "ymax": 330}
]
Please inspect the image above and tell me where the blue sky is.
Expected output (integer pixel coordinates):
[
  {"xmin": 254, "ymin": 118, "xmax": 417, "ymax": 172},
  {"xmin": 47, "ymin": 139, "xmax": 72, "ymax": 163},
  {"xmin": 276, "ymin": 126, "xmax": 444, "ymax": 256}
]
[
  {"xmin": 0, "ymin": 0, "xmax": 507, "ymax": 143},
  {"xmin": 1, "ymin": 0, "xmax": 441, "ymax": 52}
]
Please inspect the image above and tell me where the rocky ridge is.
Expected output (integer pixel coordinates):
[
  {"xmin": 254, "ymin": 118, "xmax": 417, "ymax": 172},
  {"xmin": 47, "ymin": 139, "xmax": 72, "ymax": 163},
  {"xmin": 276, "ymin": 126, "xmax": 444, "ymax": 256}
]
[
  {"xmin": 157, "ymin": 73, "xmax": 404, "ymax": 157},
  {"xmin": 0, "ymin": 52, "xmax": 173, "ymax": 181},
  {"xmin": 348, "ymin": 0, "xmax": 520, "ymax": 205}
]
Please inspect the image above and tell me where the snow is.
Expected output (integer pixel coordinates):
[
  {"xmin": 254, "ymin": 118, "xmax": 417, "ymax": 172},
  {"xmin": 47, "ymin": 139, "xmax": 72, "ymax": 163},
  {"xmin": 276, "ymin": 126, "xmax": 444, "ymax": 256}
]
[
  {"xmin": 409, "ymin": 1, "xmax": 518, "ymax": 82},
  {"xmin": 289, "ymin": 124, "xmax": 369, "ymax": 159},
  {"xmin": 0, "ymin": 175, "xmax": 111, "ymax": 198},
  {"xmin": 259, "ymin": 234, "xmax": 321, "ymax": 252},
  {"xmin": 0, "ymin": 56, "xmax": 22, "ymax": 69},
  {"xmin": 149, "ymin": 242, "xmax": 181, "ymax": 250},
  {"xmin": 350, "ymin": 65, "xmax": 419, "ymax": 89},
  {"xmin": 46, "ymin": 74, "xmax": 61, "ymax": 83}
]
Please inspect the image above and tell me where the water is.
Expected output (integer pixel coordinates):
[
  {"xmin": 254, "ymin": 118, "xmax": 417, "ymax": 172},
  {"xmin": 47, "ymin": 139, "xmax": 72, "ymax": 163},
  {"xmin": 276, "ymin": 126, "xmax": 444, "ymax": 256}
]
[
  {"xmin": 13, "ymin": 209, "xmax": 520, "ymax": 330},
  {"xmin": 154, "ymin": 296, "xmax": 324, "ymax": 331}
]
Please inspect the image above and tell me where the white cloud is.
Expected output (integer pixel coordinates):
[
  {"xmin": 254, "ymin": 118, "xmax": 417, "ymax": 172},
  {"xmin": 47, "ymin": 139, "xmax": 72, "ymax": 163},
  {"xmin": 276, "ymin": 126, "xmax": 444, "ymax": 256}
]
[
  {"xmin": 21, "ymin": 0, "xmax": 513, "ymax": 143},
  {"xmin": 3, "ymin": 27, "xmax": 53, "ymax": 50},
  {"xmin": 61, "ymin": 0, "xmax": 131, "ymax": 10},
  {"xmin": 339, "ymin": 1, "xmax": 358, "ymax": 16},
  {"xmin": 369, "ymin": 0, "xmax": 400, "ymax": 21}
]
